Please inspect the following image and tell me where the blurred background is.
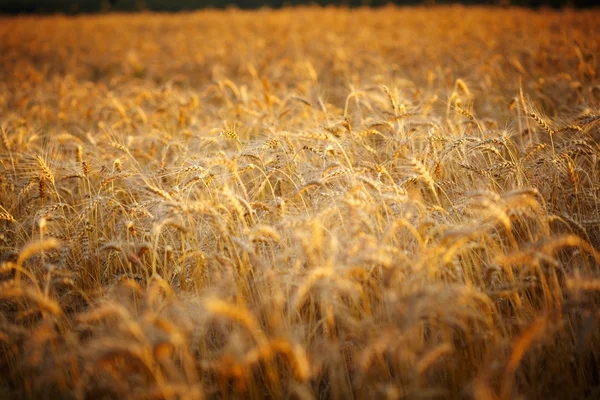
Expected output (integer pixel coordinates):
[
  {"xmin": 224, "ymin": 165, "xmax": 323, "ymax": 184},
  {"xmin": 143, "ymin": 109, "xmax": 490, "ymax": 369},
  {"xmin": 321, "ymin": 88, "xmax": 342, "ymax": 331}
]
[{"xmin": 0, "ymin": 0, "xmax": 595, "ymax": 14}]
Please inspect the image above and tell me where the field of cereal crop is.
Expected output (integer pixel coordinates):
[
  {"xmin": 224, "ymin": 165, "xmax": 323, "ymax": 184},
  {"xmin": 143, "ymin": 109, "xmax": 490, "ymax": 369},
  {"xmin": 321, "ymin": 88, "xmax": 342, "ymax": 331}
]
[{"xmin": 1, "ymin": 5, "xmax": 600, "ymax": 399}]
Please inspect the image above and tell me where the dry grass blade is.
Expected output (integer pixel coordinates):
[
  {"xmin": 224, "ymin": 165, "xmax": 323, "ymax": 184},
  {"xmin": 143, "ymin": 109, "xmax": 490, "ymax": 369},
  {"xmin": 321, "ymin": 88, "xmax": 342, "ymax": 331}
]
[{"xmin": 500, "ymin": 316, "xmax": 549, "ymax": 400}]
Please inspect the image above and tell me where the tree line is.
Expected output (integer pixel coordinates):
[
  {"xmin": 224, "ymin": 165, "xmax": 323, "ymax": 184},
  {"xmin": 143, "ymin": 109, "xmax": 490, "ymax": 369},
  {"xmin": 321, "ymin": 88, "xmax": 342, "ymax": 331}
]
[{"xmin": 0, "ymin": 0, "xmax": 592, "ymax": 14}]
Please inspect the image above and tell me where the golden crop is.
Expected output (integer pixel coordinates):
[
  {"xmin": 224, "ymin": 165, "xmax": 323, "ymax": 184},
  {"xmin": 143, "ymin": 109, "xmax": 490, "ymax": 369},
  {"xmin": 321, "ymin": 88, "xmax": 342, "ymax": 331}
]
[{"xmin": 0, "ymin": 5, "xmax": 599, "ymax": 399}]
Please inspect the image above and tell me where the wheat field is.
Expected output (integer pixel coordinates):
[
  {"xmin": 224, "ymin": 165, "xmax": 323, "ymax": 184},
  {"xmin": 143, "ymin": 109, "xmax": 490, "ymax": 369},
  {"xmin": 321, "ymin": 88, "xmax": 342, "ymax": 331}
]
[{"xmin": 0, "ymin": 5, "xmax": 599, "ymax": 399}]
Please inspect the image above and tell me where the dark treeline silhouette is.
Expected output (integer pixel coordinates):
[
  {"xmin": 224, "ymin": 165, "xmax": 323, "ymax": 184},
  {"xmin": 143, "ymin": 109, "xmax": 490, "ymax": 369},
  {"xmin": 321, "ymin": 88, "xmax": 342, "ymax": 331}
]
[{"xmin": 0, "ymin": 0, "xmax": 595, "ymax": 14}]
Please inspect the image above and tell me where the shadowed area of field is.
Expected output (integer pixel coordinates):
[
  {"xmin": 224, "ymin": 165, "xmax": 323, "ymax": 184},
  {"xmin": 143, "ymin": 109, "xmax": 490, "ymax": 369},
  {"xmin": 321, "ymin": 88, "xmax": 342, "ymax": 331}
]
[{"xmin": 0, "ymin": 6, "xmax": 599, "ymax": 399}]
